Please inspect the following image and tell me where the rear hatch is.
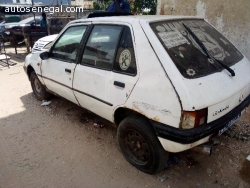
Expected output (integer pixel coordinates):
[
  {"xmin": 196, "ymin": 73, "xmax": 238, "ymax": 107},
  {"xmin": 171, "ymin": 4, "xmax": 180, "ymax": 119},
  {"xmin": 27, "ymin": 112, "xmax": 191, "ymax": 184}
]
[{"xmin": 141, "ymin": 18, "xmax": 250, "ymax": 123}]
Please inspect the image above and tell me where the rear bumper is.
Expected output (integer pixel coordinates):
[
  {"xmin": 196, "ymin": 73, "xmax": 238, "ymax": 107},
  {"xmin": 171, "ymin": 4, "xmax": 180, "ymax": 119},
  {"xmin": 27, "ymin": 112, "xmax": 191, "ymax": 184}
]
[{"xmin": 151, "ymin": 94, "xmax": 250, "ymax": 144}]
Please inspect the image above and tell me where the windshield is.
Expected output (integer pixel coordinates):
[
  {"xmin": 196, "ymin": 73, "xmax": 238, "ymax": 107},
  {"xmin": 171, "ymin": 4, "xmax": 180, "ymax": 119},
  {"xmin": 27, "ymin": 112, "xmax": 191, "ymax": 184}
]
[{"xmin": 150, "ymin": 19, "xmax": 243, "ymax": 78}]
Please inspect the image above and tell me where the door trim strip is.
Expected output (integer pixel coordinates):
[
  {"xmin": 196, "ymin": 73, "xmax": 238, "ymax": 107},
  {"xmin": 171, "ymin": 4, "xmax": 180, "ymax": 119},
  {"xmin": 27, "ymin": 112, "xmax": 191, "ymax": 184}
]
[{"xmin": 42, "ymin": 76, "xmax": 113, "ymax": 106}]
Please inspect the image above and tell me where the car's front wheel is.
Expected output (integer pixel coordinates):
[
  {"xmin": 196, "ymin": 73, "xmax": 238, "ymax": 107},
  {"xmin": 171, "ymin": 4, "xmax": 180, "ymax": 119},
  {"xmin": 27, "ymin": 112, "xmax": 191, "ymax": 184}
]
[
  {"xmin": 117, "ymin": 116, "xmax": 169, "ymax": 174},
  {"xmin": 30, "ymin": 71, "xmax": 51, "ymax": 101}
]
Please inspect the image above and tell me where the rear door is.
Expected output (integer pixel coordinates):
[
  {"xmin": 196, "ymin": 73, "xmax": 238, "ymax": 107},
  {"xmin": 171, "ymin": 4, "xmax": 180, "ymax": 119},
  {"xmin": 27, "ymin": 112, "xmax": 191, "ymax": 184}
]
[
  {"xmin": 41, "ymin": 25, "xmax": 88, "ymax": 104},
  {"xmin": 73, "ymin": 24, "xmax": 139, "ymax": 121}
]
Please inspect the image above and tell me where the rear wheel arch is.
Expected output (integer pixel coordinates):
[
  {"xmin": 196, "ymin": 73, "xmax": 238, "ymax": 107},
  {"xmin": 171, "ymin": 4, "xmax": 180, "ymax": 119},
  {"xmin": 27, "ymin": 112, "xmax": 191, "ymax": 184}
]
[{"xmin": 114, "ymin": 107, "xmax": 143, "ymax": 126}]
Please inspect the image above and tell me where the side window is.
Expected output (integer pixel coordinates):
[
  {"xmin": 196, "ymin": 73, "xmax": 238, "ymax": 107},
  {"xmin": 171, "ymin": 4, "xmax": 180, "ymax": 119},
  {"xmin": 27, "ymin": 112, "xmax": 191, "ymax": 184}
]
[
  {"xmin": 81, "ymin": 25, "xmax": 123, "ymax": 70},
  {"xmin": 51, "ymin": 25, "xmax": 87, "ymax": 62},
  {"xmin": 113, "ymin": 26, "xmax": 136, "ymax": 75}
]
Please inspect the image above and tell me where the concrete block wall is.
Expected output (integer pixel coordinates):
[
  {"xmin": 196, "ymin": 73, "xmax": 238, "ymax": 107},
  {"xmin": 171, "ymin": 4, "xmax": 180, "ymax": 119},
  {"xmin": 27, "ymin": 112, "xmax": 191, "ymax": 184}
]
[{"xmin": 157, "ymin": 0, "xmax": 250, "ymax": 60}]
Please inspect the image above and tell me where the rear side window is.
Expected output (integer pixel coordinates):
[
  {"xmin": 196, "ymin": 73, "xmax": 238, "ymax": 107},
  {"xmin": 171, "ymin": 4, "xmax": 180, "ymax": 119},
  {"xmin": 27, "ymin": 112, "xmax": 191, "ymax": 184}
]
[
  {"xmin": 113, "ymin": 26, "xmax": 136, "ymax": 75},
  {"xmin": 150, "ymin": 19, "xmax": 244, "ymax": 79}
]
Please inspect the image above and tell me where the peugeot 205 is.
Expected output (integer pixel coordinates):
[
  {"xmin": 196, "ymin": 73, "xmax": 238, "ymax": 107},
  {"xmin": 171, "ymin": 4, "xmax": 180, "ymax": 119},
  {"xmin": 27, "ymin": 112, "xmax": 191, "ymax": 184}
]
[{"xmin": 24, "ymin": 15, "xmax": 250, "ymax": 174}]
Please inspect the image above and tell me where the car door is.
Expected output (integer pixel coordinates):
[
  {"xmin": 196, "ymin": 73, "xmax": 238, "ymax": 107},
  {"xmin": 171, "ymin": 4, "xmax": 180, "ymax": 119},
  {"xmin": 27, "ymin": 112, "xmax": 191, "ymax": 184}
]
[
  {"xmin": 41, "ymin": 25, "xmax": 88, "ymax": 104},
  {"xmin": 73, "ymin": 24, "xmax": 139, "ymax": 122}
]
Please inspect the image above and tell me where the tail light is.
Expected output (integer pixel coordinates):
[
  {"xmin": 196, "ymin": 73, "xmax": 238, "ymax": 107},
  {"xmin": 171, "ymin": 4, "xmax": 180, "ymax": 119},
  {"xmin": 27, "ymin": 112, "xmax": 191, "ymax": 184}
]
[{"xmin": 181, "ymin": 108, "xmax": 207, "ymax": 129}]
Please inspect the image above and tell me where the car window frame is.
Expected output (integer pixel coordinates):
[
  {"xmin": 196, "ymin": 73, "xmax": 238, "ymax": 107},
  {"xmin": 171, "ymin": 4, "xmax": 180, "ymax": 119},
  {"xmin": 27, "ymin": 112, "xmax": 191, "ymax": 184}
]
[
  {"xmin": 49, "ymin": 24, "xmax": 90, "ymax": 64},
  {"xmin": 79, "ymin": 24, "xmax": 123, "ymax": 71},
  {"xmin": 112, "ymin": 25, "xmax": 137, "ymax": 77},
  {"xmin": 77, "ymin": 23, "xmax": 137, "ymax": 77}
]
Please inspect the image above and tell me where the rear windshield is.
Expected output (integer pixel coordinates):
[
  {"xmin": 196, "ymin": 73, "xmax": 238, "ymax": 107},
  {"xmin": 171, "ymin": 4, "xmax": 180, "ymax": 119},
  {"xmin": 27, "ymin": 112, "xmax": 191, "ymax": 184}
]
[{"xmin": 150, "ymin": 19, "xmax": 243, "ymax": 79}]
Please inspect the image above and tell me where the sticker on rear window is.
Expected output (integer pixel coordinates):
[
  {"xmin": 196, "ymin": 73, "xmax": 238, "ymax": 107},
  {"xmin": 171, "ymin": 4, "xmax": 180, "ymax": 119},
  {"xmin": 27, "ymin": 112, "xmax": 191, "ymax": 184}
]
[
  {"xmin": 187, "ymin": 28, "xmax": 226, "ymax": 61},
  {"xmin": 158, "ymin": 30, "xmax": 190, "ymax": 49},
  {"xmin": 150, "ymin": 19, "xmax": 244, "ymax": 79},
  {"xmin": 119, "ymin": 49, "xmax": 131, "ymax": 70}
]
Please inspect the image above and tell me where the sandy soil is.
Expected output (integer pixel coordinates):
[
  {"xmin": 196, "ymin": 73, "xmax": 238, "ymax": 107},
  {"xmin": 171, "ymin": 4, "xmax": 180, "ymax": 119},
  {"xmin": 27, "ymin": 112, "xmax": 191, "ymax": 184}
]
[{"xmin": 0, "ymin": 46, "xmax": 250, "ymax": 188}]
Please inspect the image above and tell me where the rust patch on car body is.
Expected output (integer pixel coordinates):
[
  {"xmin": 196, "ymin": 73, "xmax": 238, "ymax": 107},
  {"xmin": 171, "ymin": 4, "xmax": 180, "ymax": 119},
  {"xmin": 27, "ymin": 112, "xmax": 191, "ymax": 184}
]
[
  {"xmin": 153, "ymin": 116, "xmax": 160, "ymax": 122},
  {"xmin": 133, "ymin": 102, "xmax": 171, "ymax": 116}
]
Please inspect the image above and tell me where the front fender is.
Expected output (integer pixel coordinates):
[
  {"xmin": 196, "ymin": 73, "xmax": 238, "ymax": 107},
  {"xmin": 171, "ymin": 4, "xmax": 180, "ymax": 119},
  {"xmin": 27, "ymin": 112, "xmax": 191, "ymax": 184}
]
[{"xmin": 24, "ymin": 53, "xmax": 44, "ymax": 84}]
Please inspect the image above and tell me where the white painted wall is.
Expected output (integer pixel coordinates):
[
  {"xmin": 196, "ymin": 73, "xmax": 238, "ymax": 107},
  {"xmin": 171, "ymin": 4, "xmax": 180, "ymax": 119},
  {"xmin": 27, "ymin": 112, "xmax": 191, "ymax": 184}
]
[{"xmin": 71, "ymin": 0, "xmax": 93, "ymax": 9}]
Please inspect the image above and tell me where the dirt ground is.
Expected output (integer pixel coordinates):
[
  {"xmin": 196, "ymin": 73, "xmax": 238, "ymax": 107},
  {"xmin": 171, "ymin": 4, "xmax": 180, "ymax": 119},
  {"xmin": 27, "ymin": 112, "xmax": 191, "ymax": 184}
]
[{"xmin": 0, "ymin": 45, "xmax": 250, "ymax": 188}]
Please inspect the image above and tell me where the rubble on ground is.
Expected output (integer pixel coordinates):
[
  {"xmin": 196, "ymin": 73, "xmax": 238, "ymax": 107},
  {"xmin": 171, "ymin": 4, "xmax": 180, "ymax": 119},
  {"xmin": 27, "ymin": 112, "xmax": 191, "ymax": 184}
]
[{"xmin": 224, "ymin": 122, "xmax": 250, "ymax": 141}]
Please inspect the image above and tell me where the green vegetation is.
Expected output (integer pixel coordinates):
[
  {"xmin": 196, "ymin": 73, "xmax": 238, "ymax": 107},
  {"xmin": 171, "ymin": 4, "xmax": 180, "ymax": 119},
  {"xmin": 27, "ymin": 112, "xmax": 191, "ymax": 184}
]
[
  {"xmin": 131, "ymin": 0, "xmax": 157, "ymax": 15},
  {"xmin": 93, "ymin": 0, "xmax": 112, "ymax": 11}
]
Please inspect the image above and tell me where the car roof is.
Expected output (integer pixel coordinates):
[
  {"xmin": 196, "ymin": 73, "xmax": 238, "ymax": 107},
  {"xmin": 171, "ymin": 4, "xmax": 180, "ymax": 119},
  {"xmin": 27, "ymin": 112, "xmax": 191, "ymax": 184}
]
[{"xmin": 70, "ymin": 15, "xmax": 202, "ymax": 25}]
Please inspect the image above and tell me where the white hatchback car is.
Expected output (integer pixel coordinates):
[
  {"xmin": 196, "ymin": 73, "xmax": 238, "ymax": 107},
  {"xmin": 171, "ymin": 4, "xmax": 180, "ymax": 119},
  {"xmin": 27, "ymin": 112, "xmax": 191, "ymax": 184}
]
[{"xmin": 24, "ymin": 14, "xmax": 250, "ymax": 174}]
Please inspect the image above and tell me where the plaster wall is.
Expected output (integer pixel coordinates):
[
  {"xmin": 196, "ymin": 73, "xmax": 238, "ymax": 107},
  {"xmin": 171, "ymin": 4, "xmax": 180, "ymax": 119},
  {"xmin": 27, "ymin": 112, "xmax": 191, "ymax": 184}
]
[
  {"xmin": 71, "ymin": 0, "xmax": 93, "ymax": 9},
  {"xmin": 157, "ymin": 0, "xmax": 250, "ymax": 60}
]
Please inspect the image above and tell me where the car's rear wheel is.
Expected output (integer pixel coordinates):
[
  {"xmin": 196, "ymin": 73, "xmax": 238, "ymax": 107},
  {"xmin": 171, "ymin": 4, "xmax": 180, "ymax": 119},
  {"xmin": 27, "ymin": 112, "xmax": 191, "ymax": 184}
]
[
  {"xmin": 30, "ymin": 71, "xmax": 51, "ymax": 101},
  {"xmin": 117, "ymin": 116, "xmax": 169, "ymax": 174}
]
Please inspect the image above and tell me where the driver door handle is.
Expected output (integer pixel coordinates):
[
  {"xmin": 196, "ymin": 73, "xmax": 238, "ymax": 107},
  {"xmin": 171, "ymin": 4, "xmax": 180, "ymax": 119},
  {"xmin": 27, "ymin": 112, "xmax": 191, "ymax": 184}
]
[
  {"xmin": 114, "ymin": 81, "xmax": 125, "ymax": 88},
  {"xmin": 65, "ymin": 68, "xmax": 71, "ymax": 73}
]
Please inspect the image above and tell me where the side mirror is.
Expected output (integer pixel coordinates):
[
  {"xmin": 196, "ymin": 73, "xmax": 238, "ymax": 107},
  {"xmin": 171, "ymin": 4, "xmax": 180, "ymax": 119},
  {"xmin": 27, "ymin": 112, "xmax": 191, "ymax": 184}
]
[{"xmin": 40, "ymin": 51, "xmax": 49, "ymax": 60}]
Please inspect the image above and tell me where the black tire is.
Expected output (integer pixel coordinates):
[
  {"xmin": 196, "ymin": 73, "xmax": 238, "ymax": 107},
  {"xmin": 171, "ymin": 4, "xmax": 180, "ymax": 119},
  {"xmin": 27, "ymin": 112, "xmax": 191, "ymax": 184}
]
[
  {"xmin": 117, "ymin": 116, "xmax": 169, "ymax": 174},
  {"xmin": 30, "ymin": 71, "xmax": 51, "ymax": 101}
]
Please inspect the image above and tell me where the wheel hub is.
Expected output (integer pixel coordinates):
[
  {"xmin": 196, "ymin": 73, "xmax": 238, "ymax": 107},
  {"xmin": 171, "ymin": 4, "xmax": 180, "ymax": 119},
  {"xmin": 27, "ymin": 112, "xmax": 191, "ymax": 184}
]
[
  {"xmin": 34, "ymin": 79, "xmax": 41, "ymax": 94},
  {"xmin": 124, "ymin": 129, "xmax": 150, "ymax": 165}
]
